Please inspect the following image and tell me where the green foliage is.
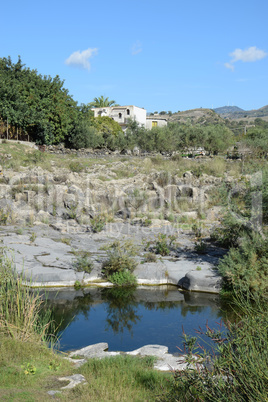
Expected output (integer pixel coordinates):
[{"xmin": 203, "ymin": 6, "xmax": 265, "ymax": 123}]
[
  {"xmin": 69, "ymin": 160, "xmax": 84, "ymax": 172},
  {"xmin": 89, "ymin": 95, "xmax": 118, "ymax": 108},
  {"xmin": 0, "ymin": 250, "xmax": 53, "ymax": 342},
  {"xmin": 73, "ymin": 252, "xmax": 93, "ymax": 274},
  {"xmin": 163, "ymin": 295, "xmax": 268, "ymax": 401},
  {"xmin": 194, "ymin": 239, "xmax": 207, "ymax": 254},
  {"xmin": 0, "ymin": 208, "xmax": 9, "ymax": 224},
  {"xmin": 29, "ymin": 232, "xmax": 37, "ymax": 243},
  {"xmin": 243, "ymin": 126, "xmax": 268, "ymax": 157},
  {"xmin": 102, "ymin": 240, "xmax": 138, "ymax": 280},
  {"xmin": 91, "ymin": 215, "xmax": 106, "ymax": 233},
  {"xmin": 145, "ymin": 233, "xmax": 177, "ymax": 256},
  {"xmin": 0, "ymin": 56, "xmax": 79, "ymax": 145},
  {"xmin": 143, "ymin": 252, "xmax": 158, "ymax": 263},
  {"xmin": 218, "ymin": 234, "xmax": 268, "ymax": 295},
  {"xmin": 211, "ymin": 212, "xmax": 250, "ymax": 248},
  {"xmin": 108, "ymin": 271, "xmax": 137, "ymax": 287},
  {"xmin": 21, "ymin": 363, "xmax": 36, "ymax": 375}
]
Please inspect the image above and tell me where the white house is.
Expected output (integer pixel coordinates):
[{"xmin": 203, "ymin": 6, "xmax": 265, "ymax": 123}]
[
  {"xmin": 92, "ymin": 105, "xmax": 147, "ymax": 131},
  {"xmin": 145, "ymin": 116, "xmax": 168, "ymax": 130}
]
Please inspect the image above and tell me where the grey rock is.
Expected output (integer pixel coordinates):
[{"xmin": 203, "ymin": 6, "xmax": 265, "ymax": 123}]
[{"xmin": 58, "ymin": 374, "xmax": 87, "ymax": 390}]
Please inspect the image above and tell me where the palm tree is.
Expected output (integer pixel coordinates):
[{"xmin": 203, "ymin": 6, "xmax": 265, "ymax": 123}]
[{"xmin": 89, "ymin": 96, "xmax": 119, "ymax": 108}]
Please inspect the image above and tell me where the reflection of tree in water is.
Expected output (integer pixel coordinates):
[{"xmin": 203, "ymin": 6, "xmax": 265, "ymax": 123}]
[
  {"xmin": 45, "ymin": 292, "xmax": 93, "ymax": 335},
  {"xmin": 101, "ymin": 287, "xmax": 141, "ymax": 336},
  {"xmin": 180, "ymin": 305, "xmax": 204, "ymax": 318},
  {"xmin": 143, "ymin": 301, "xmax": 179, "ymax": 311}
]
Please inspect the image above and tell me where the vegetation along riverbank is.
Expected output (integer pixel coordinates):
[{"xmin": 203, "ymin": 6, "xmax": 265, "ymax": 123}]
[{"xmin": 0, "ymin": 56, "xmax": 267, "ymax": 400}]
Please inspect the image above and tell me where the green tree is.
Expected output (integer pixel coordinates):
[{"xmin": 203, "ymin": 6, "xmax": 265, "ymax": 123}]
[{"xmin": 89, "ymin": 95, "xmax": 118, "ymax": 108}]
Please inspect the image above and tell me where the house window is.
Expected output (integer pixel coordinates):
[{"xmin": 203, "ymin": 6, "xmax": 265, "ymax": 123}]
[
  {"xmin": 119, "ymin": 113, "xmax": 122, "ymax": 119},
  {"xmin": 152, "ymin": 121, "xmax": 158, "ymax": 127},
  {"xmin": 127, "ymin": 109, "xmax": 130, "ymax": 115}
]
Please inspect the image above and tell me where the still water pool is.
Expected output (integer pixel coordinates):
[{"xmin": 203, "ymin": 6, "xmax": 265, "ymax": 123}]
[{"xmin": 44, "ymin": 286, "xmax": 229, "ymax": 354}]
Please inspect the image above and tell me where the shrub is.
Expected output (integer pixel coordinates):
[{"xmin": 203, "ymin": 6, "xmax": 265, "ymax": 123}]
[
  {"xmin": 102, "ymin": 240, "xmax": 138, "ymax": 278},
  {"xmin": 69, "ymin": 161, "xmax": 84, "ymax": 173},
  {"xmin": 145, "ymin": 233, "xmax": 177, "ymax": 256},
  {"xmin": 163, "ymin": 295, "xmax": 268, "ymax": 401},
  {"xmin": 73, "ymin": 252, "xmax": 93, "ymax": 274},
  {"xmin": 108, "ymin": 271, "xmax": 137, "ymax": 287},
  {"xmin": 143, "ymin": 252, "xmax": 158, "ymax": 263},
  {"xmin": 211, "ymin": 212, "xmax": 250, "ymax": 248},
  {"xmin": 218, "ymin": 234, "xmax": 268, "ymax": 295},
  {"xmin": 194, "ymin": 239, "xmax": 207, "ymax": 254},
  {"xmin": 91, "ymin": 215, "xmax": 106, "ymax": 233},
  {"xmin": 0, "ymin": 208, "xmax": 9, "ymax": 224}
]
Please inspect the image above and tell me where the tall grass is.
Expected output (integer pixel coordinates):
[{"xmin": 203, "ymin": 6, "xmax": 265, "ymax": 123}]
[
  {"xmin": 0, "ymin": 250, "xmax": 53, "ymax": 343},
  {"xmin": 162, "ymin": 293, "xmax": 268, "ymax": 401}
]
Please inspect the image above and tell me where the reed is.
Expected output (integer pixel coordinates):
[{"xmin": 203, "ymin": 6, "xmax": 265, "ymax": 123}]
[{"xmin": 0, "ymin": 250, "xmax": 52, "ymax": 343}]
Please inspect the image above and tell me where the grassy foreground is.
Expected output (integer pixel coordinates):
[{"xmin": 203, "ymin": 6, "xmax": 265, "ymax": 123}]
[{"xmin": 0, "ymin": 251, "xmax": 171, "ymax": 401}]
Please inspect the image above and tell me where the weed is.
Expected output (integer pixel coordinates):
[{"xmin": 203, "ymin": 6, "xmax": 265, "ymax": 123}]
[
  {"xmin": 29, "ymin": 232, "xmax": 37, "ymax": 243},
  {"xmin": 108, "ymin": 271, "xmax": 137, "ymax": 287},
  {"xmin": 196, "ymin": 266, "xmax": 202, "ymax": 271},
  {"xmin": 91, "ymin": 215, "xmax": 106, "ymax": 233},
  {"xmin": 73, "ymin": 252, "xmax": 93, "ymax": 274},
  {"xmin": 0, "ymin": 251, "xmax": 54, "ymax": 342},
  {"xmin": 102, "ymin": 240, "xmax": 138, "ymax": 278},
  {"xmin": 143, "ymin": 252, "xmax": 158, "ymax": 263},
  {"xmin": 60, "ymin": 237, "xmax": 71, "ymax": 245},
  {"xmin": 21, "ymin": 363, "xmax": 36, "ymax": 375},
  {"xmin": 74, "ymin": 280, "xmax": 82, "ymax": 290},
  {"xmin": 145, "ymin": 233, "xmax": 177, "ymax": 256},
  {"xmin": 165, "ymin": 295, "xmax": 268, "ymax": 401},
  {"xmin": 194, "ymin": 240, "xmax": 207, "ymax": 254},
  {"xmin": 67, "ymin": 203, "xmax": 78, "ymax": 220},
  {"xmin": 69, "ymin": 161, "xmax": 84, "ymax": 173},
  {"xmin": 192, "ymin": 223, "xmax": 202, "ymax": 238},
  {"xmin": 0, "ymin": 208, "xmax": 9, "ymax": 224}
]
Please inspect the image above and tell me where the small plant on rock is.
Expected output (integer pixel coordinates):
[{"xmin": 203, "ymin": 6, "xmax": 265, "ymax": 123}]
[
  {"xmin": 73, "ymin": 252, "xmax": 93, "ymax": 274},
  {"xmin": 194, "ymin": 239, "xmax": 207, "ymax": 254},
  {"xmin": 91, "ymin": 215, "xmax": 106, "ymax": 233},
  {"xmin": 108, "ymin": 271, "xmax": 137, "ymax": 287},
  {"xmin": 145, "ymin": 233, "xmax": 177, "ymax": 256}
]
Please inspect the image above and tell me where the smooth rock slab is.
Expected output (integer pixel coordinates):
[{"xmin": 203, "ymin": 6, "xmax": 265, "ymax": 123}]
[
  {"xmin": 68, "ymin": 343, "xmax": 195, "ymax": 372},
  {"xmin": 58, "ymin": 374, "xmax": 87, "ymax": 390},
  {"xmin": 178, "ymin": 268, "xmax": 222, "ymax": 293}
]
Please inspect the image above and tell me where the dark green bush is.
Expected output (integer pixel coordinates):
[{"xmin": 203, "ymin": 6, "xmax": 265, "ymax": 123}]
[
  {"xmin": 108, "ymin": 271, "xmax": 137, "ymax": 287},
  {"xmin": 102, "ymin": 240, "xmax": 138, "ymax": 280},
  {"xmin": 218, "ymin": 234, "xmax": 268, "ymax": 295}
]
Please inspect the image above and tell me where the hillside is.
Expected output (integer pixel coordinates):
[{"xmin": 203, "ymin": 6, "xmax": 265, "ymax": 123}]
[
  {"xmin": 214, "ymin": 106, "xmax": 245, "ymax": 114},
  {"xmin": 213, "ymin": 104, "xmax": 268, "ymax": 122},
  {"xmin": 167, "ymin": 108, "xmax": 225, "ymax": 125}
]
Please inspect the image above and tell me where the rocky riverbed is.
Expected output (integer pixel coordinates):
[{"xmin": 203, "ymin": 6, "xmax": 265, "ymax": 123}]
[
  {"xmin": 0, "ymin": 147, "xmax": 235, "ymax": 292},
  {"xmin": 2, "ymin": 220, "xmax": 224, "ymax": 292}
]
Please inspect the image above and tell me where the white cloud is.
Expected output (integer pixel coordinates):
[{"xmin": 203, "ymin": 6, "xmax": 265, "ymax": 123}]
[
  {"xmin": 225, "ymin": 46, "xmax": 267, "ymax": 71},
  {"xmin": 131, "ymin": 41, "xmax": 142, "ymax": 55},
  {"xmin": 65, "ymin": 48, "xmax": 98, "ymax": 70},
  {"xmin": 224, "ymin": 62, "xmax": 235, "ymax": 72}
]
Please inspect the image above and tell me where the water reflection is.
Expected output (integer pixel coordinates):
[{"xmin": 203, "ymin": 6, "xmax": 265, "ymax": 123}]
[
  {"xmin": 41, "ymin": 286, "xmax": 228, "ymax": 353},
  {"xmin": 101, "ymin": 287, "xmax": 141, "ymax": 335}
]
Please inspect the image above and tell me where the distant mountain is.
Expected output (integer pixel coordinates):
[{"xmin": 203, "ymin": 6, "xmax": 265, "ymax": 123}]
[
  {"xmin": 213, "ymin": 105, "xmax": 268, "ymax": 122},
  {"xmin": 214, "ymin": 106, "xmax": 245, "ymax": 114}
]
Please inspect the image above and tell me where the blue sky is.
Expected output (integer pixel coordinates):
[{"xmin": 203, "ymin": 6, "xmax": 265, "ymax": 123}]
[{"xmin": 1, "ymin": 0, "xmax": 267, "ymax": 113}]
